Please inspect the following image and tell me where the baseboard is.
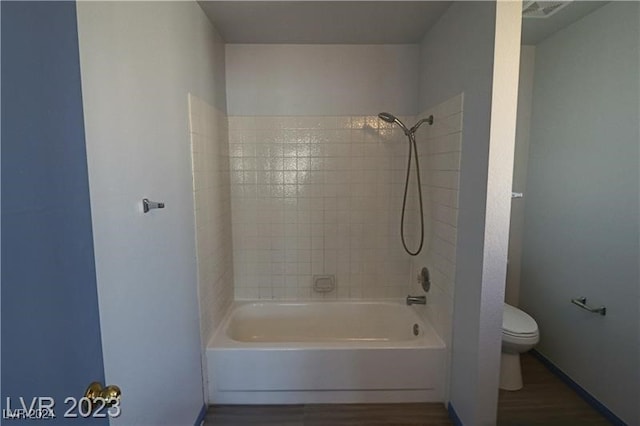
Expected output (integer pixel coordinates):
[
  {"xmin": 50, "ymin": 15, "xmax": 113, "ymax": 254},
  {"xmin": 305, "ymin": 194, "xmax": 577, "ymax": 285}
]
[
  {"xmin": 194, "ymin": 404, "xmax": 207, "ymax": 426},
  {"xmin": 210, "ymin": 389, "xmax": 440, "ymax": 404},
  {"xmin": 447, "ymin": 402, "xmax": 464, "ymax": 426},
  {"xmin": 530, "ymin": 350, "xmax": 627, "ymax": 426}
]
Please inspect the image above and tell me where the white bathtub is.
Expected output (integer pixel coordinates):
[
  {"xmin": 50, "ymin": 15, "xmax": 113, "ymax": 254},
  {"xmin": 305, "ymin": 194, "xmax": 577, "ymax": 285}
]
[{"xmin": 206, "ymin": 301, "xmax": 446, "ymax": 404}]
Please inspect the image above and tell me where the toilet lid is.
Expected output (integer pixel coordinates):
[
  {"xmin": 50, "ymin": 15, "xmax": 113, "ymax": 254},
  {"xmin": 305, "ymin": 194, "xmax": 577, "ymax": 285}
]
[{"xmin": 503, "ymin": 303, "xmax": 538, "ymax": 336}]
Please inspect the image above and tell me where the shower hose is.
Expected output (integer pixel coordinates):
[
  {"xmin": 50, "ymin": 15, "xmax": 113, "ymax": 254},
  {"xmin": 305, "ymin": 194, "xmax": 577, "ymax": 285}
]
[{"xmin": 400, "ymin": 132, "xmax": 424, "ymax": 256}]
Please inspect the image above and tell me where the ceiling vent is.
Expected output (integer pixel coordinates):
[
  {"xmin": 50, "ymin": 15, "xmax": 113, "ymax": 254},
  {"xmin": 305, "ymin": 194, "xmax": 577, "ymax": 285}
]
[{"xmin": 522, "ymin": 1, "xmax": 572, "ymax": 18}]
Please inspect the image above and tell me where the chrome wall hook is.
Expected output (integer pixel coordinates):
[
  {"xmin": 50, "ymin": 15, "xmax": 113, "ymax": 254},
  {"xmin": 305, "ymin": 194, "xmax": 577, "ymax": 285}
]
[{"xmin": 142, "ymin": 198, "xmax": 165, "ymax": 213}]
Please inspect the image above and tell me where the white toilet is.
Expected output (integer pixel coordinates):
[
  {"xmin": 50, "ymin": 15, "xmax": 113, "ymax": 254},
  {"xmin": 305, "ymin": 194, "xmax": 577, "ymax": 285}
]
[{"xmin": 500, "ymin": 303, "xmax": 539, "ymax": 391}]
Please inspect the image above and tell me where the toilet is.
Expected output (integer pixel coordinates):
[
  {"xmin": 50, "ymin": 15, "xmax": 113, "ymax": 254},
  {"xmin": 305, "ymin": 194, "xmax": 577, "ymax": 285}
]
[{"xmin": 500, "ymin": 303, "xmax": 539, "ymax": 391}]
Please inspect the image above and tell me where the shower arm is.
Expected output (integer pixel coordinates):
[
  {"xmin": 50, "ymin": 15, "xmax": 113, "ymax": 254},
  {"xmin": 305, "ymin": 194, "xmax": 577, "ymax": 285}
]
[
  {"xmin": 409, "ymin": 115, "xmax": 434, "ymax": 135},
  {"xmin": 378, "ymin": 112, "xmax": 434, "ymax": 137}
]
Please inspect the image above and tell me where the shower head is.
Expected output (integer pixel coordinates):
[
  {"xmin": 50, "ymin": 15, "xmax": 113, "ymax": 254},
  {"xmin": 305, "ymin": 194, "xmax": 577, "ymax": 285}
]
[
  {"xmin": 378, "ymin": 112, "xmax": 397, "ymax": 123},
  {"xmin": 378, "ymin": 112, "xmax": 410, "ymax": 135}
]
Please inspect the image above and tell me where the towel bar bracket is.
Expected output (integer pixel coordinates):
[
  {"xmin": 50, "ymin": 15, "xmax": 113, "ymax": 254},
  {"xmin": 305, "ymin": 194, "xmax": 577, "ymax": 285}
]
[{"xmin": 571, "ymin": 297, "xmax": 606, "ymax": 316}]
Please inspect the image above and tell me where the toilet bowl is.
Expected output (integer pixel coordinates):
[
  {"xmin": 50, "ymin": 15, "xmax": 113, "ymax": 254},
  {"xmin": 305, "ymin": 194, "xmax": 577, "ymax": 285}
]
[{"xmin": 500, "ymin": 303, "xmax": 539, "ymax": 391}]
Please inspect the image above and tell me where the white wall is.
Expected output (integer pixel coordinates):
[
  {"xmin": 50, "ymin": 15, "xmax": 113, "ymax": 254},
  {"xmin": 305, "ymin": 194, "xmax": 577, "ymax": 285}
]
[
  {"xmin": 77, "ymin": 2, "xmax": 227, "ymax": 424},
  {"xmin": 520, "ymin": 3, "xmax": 639, "ymax": 424},
  {"xmin": 505, "ymin": 46, "xmax": 536, "ymax": 306},
  {"xmin": 419, "ymin": 2, "xmax": 521, "ymax": 424},
  {"xmin": 226, "ymin": 44, "xmax": 419, "ymax": 116}
]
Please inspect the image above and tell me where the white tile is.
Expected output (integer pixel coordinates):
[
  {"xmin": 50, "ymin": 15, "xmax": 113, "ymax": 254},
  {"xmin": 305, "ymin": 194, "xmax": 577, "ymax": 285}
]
[
  {"xmin": 297, "ymin": 287, "xmax": 311, "ymax": 298},
  {"xmin": 428, "ymin": 133, "xmax": 462, "ymax": 155},
  {"xmin": 258, "ymin": 287, "xmax": 273, "ymax": 299},
  {"xmin": 431, "ymin": 188, "xmax": 459, "ymax": 209},
  {"xmin": 428, "ymin": 152, "xmax": 461, "ymax": 171},
  {"xmin": 434, "ymin": 205, "xmax": 459, "ymax": 227},
  {"xmin": 433, "ymin": 237, "xmax": 457, "ymax": 263},
  {"xmin": 228, "ymin": 96, "xmax": 463, "ymax": 306},
  {"xmin": 430, "ymin": 112, "xmax": 463, "ymax": 138},
  {"xmin": 254, "ymin": 116, "xmax": 285, "ymax": 130},
  {"xmin": 430, "ymin": 170, "xmax": 460, "ymax": 190},
  {"xmin": 228, "ymin": 116, "xmax": 256, "ymax": 130},
  {"xmin": 190, "ymin": 96, "xmax": 234, "ymax": 349},
  {"xmin": 433, "ymin": 221, "xmax": 457, "ymax": 245}
]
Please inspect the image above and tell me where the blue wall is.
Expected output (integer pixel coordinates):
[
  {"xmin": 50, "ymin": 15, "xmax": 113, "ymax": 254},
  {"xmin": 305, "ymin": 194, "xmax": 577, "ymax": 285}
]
[
  {"xmin": 520, "ymin": 2, "xmax": 639, "ymax": 424},
  {"xmin": 1, "ymin": 2, "xmax": 106, "ymax": 423}
]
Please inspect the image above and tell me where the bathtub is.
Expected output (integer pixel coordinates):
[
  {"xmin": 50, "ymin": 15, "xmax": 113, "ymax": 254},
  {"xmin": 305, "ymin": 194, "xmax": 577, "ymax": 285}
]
[{"xmin": 206, "ymin": 301, "xmax": 446, "ymax": 404}]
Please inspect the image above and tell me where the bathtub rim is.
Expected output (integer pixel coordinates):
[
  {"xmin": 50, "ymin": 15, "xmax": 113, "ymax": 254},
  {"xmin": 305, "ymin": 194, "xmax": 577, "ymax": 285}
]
[{"xmin": 207, "ymin": 298, "xmax": 446, "ymax": 350}]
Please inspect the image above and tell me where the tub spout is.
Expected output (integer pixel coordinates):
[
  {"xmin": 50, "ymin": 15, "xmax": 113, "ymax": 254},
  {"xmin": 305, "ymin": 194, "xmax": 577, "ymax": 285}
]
[{"xmin": 406, "ymin": 295, "xmax": 426, "ymax": 305}]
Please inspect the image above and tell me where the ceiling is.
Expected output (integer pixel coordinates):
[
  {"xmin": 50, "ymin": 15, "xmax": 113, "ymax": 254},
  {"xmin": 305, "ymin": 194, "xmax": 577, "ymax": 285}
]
[
  {"xmin": 198, "ymin": 1, "xmax": 610, "ymax": 45},
  {"xmin": 521, "ymin": 1, "xmax": 608, "ymax": 44},
  {"xmin": 198, "ymin": 1, "xmax": 452, "ymax": 44}
]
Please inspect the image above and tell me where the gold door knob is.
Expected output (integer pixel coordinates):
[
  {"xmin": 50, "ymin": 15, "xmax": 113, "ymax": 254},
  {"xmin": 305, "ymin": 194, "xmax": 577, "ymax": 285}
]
[{"xmin": 84, "ymin": 381, "xmax": 121, "ymax": 408}]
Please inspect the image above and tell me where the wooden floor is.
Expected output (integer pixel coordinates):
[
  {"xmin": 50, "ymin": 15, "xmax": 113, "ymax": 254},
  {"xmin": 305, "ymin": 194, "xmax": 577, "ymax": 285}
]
[
  {"xmin": 497, "ymin": 353, "xmax": 610, "ymax": 426},
  {"xmin": 205, "ymin": 403, "xmax": 452, "ymax": 425},
  {"xmin": 205, "ymin": 353, "xmax": 610, "ymax": 426}
]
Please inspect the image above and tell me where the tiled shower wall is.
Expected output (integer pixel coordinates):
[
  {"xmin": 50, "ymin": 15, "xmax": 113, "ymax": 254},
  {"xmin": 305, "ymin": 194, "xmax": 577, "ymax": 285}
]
[
  {"xmin": 188, "ymin": 94, "xmax": 234, "ymax": 344},
  {"xmin": 410, "ymin": 93, "xmax": 463, "ymax": 348},
  {"xmin": 228, "ymin": 116, "xmax": 419, "ymax": 300}
]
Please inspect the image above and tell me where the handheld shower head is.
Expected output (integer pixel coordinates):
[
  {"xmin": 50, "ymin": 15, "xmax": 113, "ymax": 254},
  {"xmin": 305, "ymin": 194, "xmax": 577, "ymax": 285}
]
[
  {"xmin": 378, "ymin": 112, "xmax": 397, "ymax": 123},
  {"xmin": 377, "ymin": 111, "xmax": 435, "ymax": 256},
  {"xmin": 378, "ymin": 112, "xmax": 410, "ymax": 135}
]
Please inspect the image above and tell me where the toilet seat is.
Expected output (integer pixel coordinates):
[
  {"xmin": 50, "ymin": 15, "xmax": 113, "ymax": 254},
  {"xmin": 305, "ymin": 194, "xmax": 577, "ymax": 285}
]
[{"xmin": 502, "ymin": 303, "xmax": 538, "ymax": 337}]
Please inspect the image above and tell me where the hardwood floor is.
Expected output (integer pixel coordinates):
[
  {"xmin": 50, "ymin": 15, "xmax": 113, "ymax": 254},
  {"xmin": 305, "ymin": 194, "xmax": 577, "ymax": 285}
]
[
  {"xmin": 497, "ymin": 353, "xmax": 611, "ymax": 426},
  {"xmin": 205, "ymin": 353, "xmax": 610, "ymax": 425},
  {"xmin": 205, "ymin": 403, "xmax": 452, "ymax": 425}
]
